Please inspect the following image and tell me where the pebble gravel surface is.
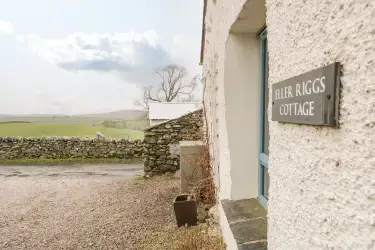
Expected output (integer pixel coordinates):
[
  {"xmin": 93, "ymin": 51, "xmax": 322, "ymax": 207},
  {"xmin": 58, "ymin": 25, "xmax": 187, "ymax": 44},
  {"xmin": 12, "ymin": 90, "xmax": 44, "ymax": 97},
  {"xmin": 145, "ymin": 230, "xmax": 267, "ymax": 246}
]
[{"xmin": 0, "ymin": 165, "xmax": 181, "ymax": 250}]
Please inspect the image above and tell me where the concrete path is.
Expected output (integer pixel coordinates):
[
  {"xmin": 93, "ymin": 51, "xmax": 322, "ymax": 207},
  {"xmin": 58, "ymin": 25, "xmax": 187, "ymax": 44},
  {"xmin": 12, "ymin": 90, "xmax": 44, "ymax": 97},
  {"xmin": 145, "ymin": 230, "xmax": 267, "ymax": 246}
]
[{"xmin": 0, "ymin": 163, "xmax": 144, "ymax": 180}]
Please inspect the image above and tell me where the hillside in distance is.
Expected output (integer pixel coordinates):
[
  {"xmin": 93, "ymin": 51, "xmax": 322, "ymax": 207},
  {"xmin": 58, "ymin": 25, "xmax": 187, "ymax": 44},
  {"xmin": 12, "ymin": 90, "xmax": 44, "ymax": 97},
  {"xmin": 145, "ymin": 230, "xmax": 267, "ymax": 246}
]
[
  {"xmin": 79, "ymin": 109, "xmax": 147, "ymax": 119},
  {"xmin": 0, "ymin": 109, "xmax": 148, "ymax": 123}
]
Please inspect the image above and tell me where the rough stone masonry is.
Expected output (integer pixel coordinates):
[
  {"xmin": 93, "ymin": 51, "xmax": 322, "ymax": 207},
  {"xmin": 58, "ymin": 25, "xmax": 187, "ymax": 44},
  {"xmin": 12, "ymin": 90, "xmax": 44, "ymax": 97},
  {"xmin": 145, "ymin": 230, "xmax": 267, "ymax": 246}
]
[
  {"xmin": 143, "ymin": 109, "xmax": 203, "ymax": 174},
  {"xmin": 0, "ymin": 137, "xmax": 143, "ymax": 160}
]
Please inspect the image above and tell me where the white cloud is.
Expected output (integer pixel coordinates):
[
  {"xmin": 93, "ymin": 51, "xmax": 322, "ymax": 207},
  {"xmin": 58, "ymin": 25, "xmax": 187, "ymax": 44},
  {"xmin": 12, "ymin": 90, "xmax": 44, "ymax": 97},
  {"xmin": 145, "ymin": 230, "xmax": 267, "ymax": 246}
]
[
  {"xmin": 22, "ymin": 30, "xmax": 175, "ymax": 85},
  {"xmin": 16, "ymin": 35, "xmax": 24, "ymax": 42},
  {"xmin": 0, "ymin": 20, "xmax": 14, "ymax": 34}
]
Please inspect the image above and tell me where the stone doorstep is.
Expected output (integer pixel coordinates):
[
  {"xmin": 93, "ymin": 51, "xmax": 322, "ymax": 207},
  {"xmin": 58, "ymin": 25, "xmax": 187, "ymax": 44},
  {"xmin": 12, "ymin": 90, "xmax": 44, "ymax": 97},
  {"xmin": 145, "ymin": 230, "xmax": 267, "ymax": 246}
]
[
  {"xmin": 221, "ymin": 198, "xmax": 267, "ymax": 250},
  {"xmin": 238, "ymin": 240, "xmax": 267, "ymax": 250}
]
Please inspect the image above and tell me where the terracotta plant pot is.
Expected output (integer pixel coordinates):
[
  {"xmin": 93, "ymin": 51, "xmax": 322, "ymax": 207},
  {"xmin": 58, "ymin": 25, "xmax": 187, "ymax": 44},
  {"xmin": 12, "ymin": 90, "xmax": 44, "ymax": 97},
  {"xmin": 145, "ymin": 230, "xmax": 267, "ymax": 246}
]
[{"xmin": 173, "ymin": 194, "xmax": 197, "ymax": 227}]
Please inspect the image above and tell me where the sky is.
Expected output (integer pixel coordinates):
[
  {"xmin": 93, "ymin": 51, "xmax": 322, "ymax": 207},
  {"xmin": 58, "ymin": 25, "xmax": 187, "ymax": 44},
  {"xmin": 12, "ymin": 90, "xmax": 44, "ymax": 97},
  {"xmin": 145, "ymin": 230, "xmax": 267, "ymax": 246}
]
[{"xmin": 0, "ymin": 0, "xmax": 203, "ymax": 115}]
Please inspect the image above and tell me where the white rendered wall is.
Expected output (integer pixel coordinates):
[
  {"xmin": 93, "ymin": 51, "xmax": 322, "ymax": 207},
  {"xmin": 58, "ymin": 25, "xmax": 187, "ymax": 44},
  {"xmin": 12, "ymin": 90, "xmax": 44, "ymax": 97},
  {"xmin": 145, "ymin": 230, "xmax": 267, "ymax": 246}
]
[
  {"xmin": 224, "ymin": 33, "xmax": 261, "ymax": 200},
  {"xmin": 203, "ymin": 0, "xmax": 375, "ymax": 249},
  {"xmin": 266, "ymin": 0, "xmax": 375, "ymax": 249},
  {"xmin": 203, "ymin": 0, "xmax": 266, "ymax": 201}
]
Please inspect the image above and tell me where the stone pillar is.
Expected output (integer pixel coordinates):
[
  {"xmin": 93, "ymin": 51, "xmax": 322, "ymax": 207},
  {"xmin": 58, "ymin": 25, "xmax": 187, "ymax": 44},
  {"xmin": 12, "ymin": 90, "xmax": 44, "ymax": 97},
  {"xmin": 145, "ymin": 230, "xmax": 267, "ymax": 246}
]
[{"xmin": 180, "ymin": 141, "xmax": 205, "ymax": 193}]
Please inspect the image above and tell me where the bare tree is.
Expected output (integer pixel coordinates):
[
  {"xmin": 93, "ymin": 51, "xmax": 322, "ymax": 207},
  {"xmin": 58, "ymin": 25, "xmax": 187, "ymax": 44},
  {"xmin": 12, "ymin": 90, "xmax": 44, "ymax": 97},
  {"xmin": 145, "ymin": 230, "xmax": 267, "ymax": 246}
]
[
  {"xmin": 133, "ymin": 86, "xmax": 152, "ymax": 110},
  {"xmin": 134, "ymin": 65, "xmax": 199, "ymax": 110}
]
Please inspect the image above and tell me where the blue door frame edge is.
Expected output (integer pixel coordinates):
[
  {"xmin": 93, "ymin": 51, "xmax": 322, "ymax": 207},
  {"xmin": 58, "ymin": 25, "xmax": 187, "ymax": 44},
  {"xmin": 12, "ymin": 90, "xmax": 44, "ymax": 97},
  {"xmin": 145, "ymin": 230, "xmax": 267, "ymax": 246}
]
[{"xmin": 257, "ymin": 26, "xmax": 268, "ymax": 208}]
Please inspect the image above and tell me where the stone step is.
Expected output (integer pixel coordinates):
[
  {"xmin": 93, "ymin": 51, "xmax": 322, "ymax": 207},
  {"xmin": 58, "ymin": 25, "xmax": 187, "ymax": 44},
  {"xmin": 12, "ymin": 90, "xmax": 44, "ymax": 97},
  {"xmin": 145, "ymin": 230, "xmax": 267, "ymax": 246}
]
[
  {"xmin": 230, "ymin": 217, "xmax": 267, "ymax": 244},
  {"xmin": 221, "ymin": 198, "xmax": 267, "ymax": 222},
  {"xmin": 221, "ymin": 198, "xmax": 267, "ymax": 249},
  {"xmin": 238, "ymin": 241, "xmax": 267, "ymax": 250}
]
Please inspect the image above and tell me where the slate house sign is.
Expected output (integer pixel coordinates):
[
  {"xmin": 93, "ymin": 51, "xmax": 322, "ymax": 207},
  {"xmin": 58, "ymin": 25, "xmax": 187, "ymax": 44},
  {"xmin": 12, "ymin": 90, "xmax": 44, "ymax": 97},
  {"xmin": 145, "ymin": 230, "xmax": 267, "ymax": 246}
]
[{"xmin": 272, "ymin": 63, "xmax": 340, "ymax": 127}]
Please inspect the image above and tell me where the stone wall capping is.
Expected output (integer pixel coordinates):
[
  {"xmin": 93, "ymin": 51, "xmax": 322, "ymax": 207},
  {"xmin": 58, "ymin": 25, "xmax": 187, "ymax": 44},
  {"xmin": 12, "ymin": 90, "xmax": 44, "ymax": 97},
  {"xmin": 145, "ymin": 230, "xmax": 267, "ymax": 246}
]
[{"xmin": 143, "ymin": 108, "xmax": 203, "ymax": 132}]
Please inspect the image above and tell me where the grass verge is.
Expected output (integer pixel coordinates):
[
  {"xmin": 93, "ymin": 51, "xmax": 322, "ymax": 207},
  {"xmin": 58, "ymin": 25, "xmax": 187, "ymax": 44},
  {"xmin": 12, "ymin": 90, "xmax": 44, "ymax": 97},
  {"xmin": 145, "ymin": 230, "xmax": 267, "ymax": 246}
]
[
  {"xmin": 0, "ymin": 123, "xmax": 144, "ymax": 139},
  {"xmin": 162, "ymin": 223, "xmax": 225, "ymax": 250},
  {"xmin": 0, "ymin": 158, "xmax": 143, "ymax": 166}
]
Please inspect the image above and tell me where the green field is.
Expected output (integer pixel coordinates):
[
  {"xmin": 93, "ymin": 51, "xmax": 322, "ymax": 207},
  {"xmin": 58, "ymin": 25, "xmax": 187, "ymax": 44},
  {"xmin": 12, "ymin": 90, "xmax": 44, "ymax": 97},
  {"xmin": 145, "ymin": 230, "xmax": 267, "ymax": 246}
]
[{"xmin": 0, "ymin": 123, "xmax": 144, "ymax": 139}]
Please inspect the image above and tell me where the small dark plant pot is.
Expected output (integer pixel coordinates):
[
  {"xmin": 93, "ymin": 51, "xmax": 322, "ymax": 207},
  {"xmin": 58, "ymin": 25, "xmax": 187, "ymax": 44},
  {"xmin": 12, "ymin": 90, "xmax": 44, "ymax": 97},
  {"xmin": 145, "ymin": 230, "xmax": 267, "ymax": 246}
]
[{"xmin": 173, "ymin": 194, "xmax": 197, "ymax": 227}]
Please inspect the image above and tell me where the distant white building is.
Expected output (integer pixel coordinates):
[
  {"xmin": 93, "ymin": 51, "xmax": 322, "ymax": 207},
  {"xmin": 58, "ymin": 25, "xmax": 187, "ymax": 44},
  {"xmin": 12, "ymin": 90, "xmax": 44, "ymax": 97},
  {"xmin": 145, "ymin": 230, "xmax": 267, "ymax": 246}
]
[{"xmin": 148, "ymin": 102, "xmax": 202, "ymax": 126}]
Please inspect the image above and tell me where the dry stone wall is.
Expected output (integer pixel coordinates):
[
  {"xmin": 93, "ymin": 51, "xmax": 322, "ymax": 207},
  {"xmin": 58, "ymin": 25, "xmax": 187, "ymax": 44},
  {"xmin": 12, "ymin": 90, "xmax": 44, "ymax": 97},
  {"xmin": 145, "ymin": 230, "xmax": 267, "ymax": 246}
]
[
  {"xmin": 143, "ymin": 109, "xmax": 203, "ymax": 174},
  {"xmin": 0, "ymin": 137, "xmax": 143, "ymax": 160}
]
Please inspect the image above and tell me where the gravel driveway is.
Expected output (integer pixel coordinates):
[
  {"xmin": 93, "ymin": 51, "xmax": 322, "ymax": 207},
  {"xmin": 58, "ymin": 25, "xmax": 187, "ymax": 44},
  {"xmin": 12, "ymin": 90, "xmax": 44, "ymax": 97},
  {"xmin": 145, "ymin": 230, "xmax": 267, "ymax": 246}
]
[{"xmin": 0, "ymin": 164, "xmax": 180, "ymax": 250}]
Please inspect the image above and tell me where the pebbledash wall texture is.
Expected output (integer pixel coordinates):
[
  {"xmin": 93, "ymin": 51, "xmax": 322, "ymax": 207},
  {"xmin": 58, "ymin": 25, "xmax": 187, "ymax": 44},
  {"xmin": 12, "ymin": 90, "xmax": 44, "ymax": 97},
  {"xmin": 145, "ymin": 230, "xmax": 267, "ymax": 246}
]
[
  {"xmin": 0, "ymin": 137, "xmax": 143, "ymax": 160},
  {"xmin": 143, "ymin": 109, "xmax": 203, "ymax": 174},
  {"xmin": 202, "ymin": 0, "xmax": 375, "ymax": 250}
]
